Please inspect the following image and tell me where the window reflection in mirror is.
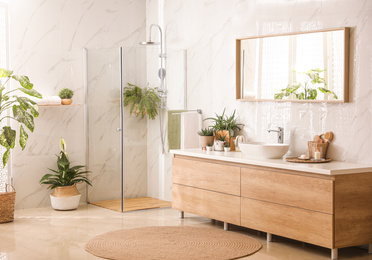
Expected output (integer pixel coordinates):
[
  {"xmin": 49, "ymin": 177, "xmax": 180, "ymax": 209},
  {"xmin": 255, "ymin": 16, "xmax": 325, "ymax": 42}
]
[{"xmin": 236, "ymin": 28, "xmax": 349, "ymax": 102}]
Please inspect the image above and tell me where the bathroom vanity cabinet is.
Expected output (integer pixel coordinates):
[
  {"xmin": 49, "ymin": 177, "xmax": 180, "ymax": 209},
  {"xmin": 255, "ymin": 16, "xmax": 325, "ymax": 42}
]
[{"xmin": 171, "ymin": 149, "xmax": 372, "ymax": 259}]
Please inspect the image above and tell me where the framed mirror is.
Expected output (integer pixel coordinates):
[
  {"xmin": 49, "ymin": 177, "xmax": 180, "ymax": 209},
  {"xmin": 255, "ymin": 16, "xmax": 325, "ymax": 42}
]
[{"xmin": 236, "ymin": 28, "xmax": 349, "ymax": 102}]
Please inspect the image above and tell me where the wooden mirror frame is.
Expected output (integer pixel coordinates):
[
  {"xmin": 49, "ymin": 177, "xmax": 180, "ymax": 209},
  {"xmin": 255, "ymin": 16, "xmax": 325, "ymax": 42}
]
[{"xmin": 236, "ymin": 27, "xmax": 350, "ymax": 103}]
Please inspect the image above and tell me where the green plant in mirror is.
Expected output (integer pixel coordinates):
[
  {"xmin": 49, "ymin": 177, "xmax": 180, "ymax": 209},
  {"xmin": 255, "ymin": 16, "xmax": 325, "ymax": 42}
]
[
  {"xmin": 274, "ymin": 68, "xmax": 338, "ymax": 100},
  {"xmin": 39, "ymin": 138, "xmax": 92, "ymax": 189},
  {"xmin": 123, "ymin": 83, "xmax": 161, "ymax": 120},
  {"xmin": 0, "ymin": 68, "xmax": 42, "ymax": 167}
]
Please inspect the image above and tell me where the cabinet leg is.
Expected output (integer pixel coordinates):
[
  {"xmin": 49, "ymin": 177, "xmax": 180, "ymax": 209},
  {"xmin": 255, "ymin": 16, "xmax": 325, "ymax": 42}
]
[
  {"xmin": 223, "ymin": 222, "xmax": 229, "ymax": 231},
  {"xmin": 267, "ymin": 233, "xmax": 272, "ymax": 242},
  {"xmin": 331, "ymin": 249, "xmax": 338, "ymax": 259},
  {"xmin": 179, "ymin": 211, "xmax": 184, "ymax": 219},
  {"xmin": 369, "ymin": 244, "xmax": 372, "ymax": 254}
]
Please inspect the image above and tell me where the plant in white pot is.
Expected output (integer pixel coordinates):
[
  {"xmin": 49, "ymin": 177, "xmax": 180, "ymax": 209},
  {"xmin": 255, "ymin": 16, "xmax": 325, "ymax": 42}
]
[
  {"xmin": 39, "ymin": 138, "xmax": 91, "ymax": 210},
  {"xmin": 214, "ymin": 134, "xmax": 226, "ymax": 151}
]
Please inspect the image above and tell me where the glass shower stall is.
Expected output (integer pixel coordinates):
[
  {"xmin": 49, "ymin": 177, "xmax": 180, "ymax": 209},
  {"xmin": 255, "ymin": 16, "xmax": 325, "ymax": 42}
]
[{"xmin": 84, "ymin": 46, "xmax": 186, "ymax": 212}]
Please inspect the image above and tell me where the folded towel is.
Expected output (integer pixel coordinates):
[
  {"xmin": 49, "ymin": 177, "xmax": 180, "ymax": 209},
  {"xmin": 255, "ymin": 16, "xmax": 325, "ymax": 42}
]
[
  {"xmin": 180, "ymin": 111, "xmax": 202, "ymax": 149},
  {"xmin": 31, "ymin": 96, "xmax": 61, "ymax": 106},
  {"xmin": 167, "ymin": 110, "xmax": 187, "ymax": 151}
]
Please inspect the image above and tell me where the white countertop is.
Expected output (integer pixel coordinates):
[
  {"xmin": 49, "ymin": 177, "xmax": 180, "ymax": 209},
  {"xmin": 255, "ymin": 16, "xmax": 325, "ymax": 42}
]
[{"xmin": 170, "ymin": 148, "xmax": 372, "ymax": 175}]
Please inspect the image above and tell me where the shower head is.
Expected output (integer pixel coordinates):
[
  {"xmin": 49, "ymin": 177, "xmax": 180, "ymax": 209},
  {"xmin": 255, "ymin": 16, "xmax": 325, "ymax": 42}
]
[{"xmin": 139, "ymin": 41, "xmax": 160, "ymax": 45}]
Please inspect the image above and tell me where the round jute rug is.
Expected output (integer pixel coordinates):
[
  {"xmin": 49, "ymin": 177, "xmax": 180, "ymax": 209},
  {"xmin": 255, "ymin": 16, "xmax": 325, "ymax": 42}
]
[{"xmin": 85, "ymin": 226, "xmax": 262, "ymax": 260}]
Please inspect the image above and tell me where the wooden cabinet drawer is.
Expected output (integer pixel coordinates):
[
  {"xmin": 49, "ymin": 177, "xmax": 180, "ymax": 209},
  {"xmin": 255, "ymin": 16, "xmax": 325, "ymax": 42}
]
[
  {"xmin": 172, "ymin": 157, "xmax": 240, "ymax": 196},
  {"xmin": 172, "ymin": 184, "xmax": 240, "ymax": 225},
  {"xmin": 241, "ymin": 198, "xmax": 333, "ymax": 248},
  {"xmin": 241, "ymin": 168, "xmax": 333, "ymax": 214}
]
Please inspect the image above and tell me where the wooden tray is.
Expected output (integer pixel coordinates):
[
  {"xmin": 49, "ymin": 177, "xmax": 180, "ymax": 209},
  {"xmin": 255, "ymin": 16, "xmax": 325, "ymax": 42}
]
[{"xmin": 285, "ymin": 157, "xmax": 332, "ymax": 163}]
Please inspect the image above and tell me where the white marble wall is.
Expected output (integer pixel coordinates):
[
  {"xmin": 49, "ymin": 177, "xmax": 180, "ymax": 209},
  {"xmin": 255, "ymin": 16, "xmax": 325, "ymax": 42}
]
[
  {"xmin": 9, "ymin": 0, "xmax": 146, "ymax": 209},
  {"xmin": 143, "ymin": 0, "xmax": 372, "ymax": 201}
]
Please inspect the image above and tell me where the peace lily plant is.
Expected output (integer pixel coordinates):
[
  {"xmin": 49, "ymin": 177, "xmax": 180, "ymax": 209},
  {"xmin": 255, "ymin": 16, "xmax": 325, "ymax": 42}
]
[{"xmin": 0, "ymin": 68, "xmax": 42, "ymax": 166}]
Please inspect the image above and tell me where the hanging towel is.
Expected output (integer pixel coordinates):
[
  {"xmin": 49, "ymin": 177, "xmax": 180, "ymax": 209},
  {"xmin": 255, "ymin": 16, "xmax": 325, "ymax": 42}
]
[
  {"xmin": 180, "ymin": 111, "xmax": 202, "ymax": 149},
  {"xmin": 167, "ymin": 110, "xmax": 187, "ymax": 151}
]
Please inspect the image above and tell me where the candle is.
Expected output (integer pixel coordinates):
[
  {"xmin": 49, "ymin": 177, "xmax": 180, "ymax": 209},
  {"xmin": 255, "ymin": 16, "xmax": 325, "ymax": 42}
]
[{"xmin": 314, "ymin": 149, "xmax": 321, "ymax": 160}]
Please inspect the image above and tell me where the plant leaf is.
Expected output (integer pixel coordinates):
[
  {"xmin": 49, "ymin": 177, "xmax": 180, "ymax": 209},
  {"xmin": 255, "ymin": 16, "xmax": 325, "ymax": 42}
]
[
  {"xmin": 18, "ymin": 87, "xmax": 42, "ymax": 98},
  {"xmin": 2, "ymin": 148, "xmax": 10, "ymax": 167},
  {"xmin": 0, "ymin": 126, "xmax": 16, "ymax": 149},
  {"xmin": 0, "ymin": 69, "xmax": 13, "ymax": 78},
  {"xmin": 12, "ymin": 75, "xmax": 33, "ymax": 89},
  {"xmin": 19, "ymin": 125, "xmax": 28, "ymax": 150},
  {"xmin": 12, "ymin": 105, "xmax": 35, "ymax": 132}
]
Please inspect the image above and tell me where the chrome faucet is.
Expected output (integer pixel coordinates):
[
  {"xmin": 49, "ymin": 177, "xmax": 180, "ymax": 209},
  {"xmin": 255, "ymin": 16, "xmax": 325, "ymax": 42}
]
[{"xmin": 267, "ymin": 127, "xmax": 284, "ymax": 144}]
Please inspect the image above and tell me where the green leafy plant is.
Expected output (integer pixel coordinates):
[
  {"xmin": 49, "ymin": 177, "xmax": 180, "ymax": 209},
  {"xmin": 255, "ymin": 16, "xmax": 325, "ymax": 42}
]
[
  {"xmin": 206, "ymin": 143, "xmax": 212, "ymax": 147},
  {"xmin": 224, "ymin": 142, "xmax": 230, "ymax": 148},
  {"xmin": 218, "ymin": 134, "xmax": 226, "ymax": 142},
  {"xmin": 274, "ymin": 68, "xmax": 338, "ymax": 100},
  {"xmin": 39, "ymin": 138, "xmax": 92, "ymax": 189},
  {"xmin": 204, "ymin": 108, "xmax": 244, "ymax": 136},
  {"xmin": 197, "ymin": 127, "xmax": 213, "ymax": 136},
  {"xmin": 123, "ymin": 83, "xmax": 161, "ymax": 120},
  {"xmin": 58, "ymin": 88, "xmax": 74, "ymax": 99},
  {"xmin": 0, "ymin": 68, "xmax": 42, "ymax": 166}
]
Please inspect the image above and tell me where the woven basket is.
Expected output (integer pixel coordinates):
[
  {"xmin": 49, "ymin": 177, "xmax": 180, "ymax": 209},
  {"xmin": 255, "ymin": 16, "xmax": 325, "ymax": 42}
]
[
  {"xmin": 308, "ymin": 141, "xmax": 328, "ymax": 158},
  {"xmin": 0, "ymin": 184, "xmax": 16, "ymax": 223}
]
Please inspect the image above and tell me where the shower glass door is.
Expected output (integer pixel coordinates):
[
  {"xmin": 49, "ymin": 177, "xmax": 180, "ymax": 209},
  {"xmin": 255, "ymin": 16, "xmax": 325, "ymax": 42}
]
[{"xmin": 85, "ymin": 47, "xmax": 122, "ymax": 203}]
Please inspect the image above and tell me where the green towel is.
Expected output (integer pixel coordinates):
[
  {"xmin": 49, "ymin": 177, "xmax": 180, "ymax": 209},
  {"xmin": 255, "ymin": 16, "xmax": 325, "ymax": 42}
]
[{"xmin": 167, "ymin": 110, "xmax": 187, "ymax": 151}]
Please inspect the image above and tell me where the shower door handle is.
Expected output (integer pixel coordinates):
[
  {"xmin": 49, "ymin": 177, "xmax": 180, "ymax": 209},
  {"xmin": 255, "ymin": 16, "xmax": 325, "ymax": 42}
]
[{"xmin": 116, "ymin": 128, "xmax": 121, "ymax": 132}]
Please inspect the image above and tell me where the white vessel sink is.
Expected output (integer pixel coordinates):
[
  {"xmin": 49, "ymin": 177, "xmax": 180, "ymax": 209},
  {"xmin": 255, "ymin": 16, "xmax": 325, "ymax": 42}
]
[{"xmin": 239, "ymin": 142, "xmax": 289, "ymax": 159}]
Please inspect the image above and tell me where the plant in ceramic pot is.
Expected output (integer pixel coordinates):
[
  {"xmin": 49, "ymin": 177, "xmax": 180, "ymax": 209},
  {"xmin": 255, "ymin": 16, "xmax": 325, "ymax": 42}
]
[
  {"xmin": 224, "ymin": 142, "xmax": 231, "ymax": 152},
  {"xmin": 214, "ymin": 134, "xmax": 226, "ymax": 151},
  {"xmin": 58, "ymin": 88, "xmax": 74, "ymax": 105},
  {"xmin": 204, "ymin": 108, "xmax": 244, "ymax": 151},
  {"xmin": 206, "ymin": 143, "xmax": 213, "ymax": 152},
  {"xmin": 39, "ymin": 138, "xmax": 91, "ymax": 210},
  {"xmin": 123, "ymin": 83, "xmax": 162, "ymax": 120},
  {"xmin": 198, "ymin": 127, "xmax": 214, "ymax": 150}
]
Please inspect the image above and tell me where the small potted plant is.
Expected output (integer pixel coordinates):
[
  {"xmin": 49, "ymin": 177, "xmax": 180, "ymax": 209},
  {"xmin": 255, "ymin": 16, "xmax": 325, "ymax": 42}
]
[
  {"xmin": 224, "ymin": 142, "xmax": 231, "ymax": 152},
  {"xmin": 214, "ymin": 134, "xmax": 226, "ymax": 151},
  {"xmin": 58, "ymin": 88, "xmax": 74, "ymax": 105},
  {"xmin": 123, "ymin": 82, "xmax": 161, "ymax": 120},
  {"xmin": 206, "ymin": 143, "xmax": 213, "ymax": 152},
  {"xmin": 39, "ymin": 138, "xmax": 92, "ymax": 210},
  {"xmin": 204, "ymin": 108, "xmax": 244, "ymax": 151},
  {"xmin": 198, "ymin": 127, "xmax": 214, "ymax": 150}
]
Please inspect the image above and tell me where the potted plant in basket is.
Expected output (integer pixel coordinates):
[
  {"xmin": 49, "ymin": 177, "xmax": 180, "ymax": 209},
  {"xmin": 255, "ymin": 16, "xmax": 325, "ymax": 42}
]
[
  {"xmin": 58, "ymin": 88, "xmax": 74, "ymax": 105},
  {"xmin": 39, "ymin": 138, "xmax": 92, "ymax": 210},
  {"xmin": 198, "ymin": 127, "xmax": 214, "ymax": 150},
  {"xmin": 0, "ymin": 68, "xmax": 42, "ymax": 223},
  {"xmin": 123, "ymin": 82, "xmax": 162, "ymax": 120},
  {"xmin": 204, "ymin": 108, "xmax": 244, "ymax": 151}
]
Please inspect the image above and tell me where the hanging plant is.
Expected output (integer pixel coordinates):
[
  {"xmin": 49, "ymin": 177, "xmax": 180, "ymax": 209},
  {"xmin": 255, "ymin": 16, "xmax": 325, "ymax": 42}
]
[{"xmin": 123, "ymin": 83, "xmax": 161, "ymax": 120}]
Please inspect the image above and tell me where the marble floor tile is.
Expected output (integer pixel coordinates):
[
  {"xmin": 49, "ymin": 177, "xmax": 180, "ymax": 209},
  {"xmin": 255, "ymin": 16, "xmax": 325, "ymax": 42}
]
[{"xmin": 0, "ymin": 204, "xmax": 371, "ymax": 260}]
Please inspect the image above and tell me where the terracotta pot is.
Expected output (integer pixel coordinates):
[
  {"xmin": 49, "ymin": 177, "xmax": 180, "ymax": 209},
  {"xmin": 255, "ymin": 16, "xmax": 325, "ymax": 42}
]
[
  {"xmin": 200, "ymin": 136, "xmax": 214, "ymax": 149},
  {"xmin": 61, "ymin": 99, "xmax": 72, "ymax": 105}
]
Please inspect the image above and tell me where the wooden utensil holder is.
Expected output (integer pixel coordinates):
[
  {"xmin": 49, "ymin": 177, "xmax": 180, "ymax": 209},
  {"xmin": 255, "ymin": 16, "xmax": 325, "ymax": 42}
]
[{"xmin": 308, "ymin": 141, "xmax": 328, "ymax": 159}]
